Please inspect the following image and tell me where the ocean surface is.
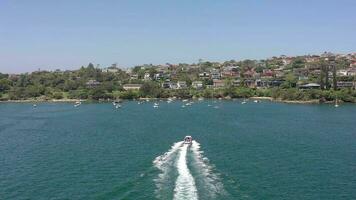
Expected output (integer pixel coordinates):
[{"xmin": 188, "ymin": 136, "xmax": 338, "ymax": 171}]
[{"xmin": 0, "ymin": 100, "xmax": 355, "ymax": 200}]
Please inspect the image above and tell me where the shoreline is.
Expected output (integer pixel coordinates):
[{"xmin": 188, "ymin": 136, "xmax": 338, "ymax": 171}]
[
  {"xmin": 0, "ymin": 99, "xmax": 84, "ymax": 103},
  {"xmin": 0, "ymin": 97, "xmax": 345, "ymax": 104}
]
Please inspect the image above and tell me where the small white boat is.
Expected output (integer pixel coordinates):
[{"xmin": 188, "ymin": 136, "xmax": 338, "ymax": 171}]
[
  {"xmin": 182, "ymin": 99, "xmax": 188, "ymax": 102},
  {"xmin": 153, "ymin": 103, "xmax": 159, "ymax": 108},
  {"xmin": 74, "ymin": 101, "xmax": 81, "ymax": 107},
  {"xmin": 334, "ymin": 99, "xmax": 339, "ymax": 107},
  {"xmin": 241, "ymin": 100, "xmax": 247, "ymax": 104},
  {"xmin": 33, "ymin": 104, "xmax": 37, "ymax": 108},
  {"xmin": 115, "ymin": 104, "xmax": 121, "ymax": 109},
  {"xmin": 198, "ymin": 97, "xmax": 204, "ymax": 101},
  {"xmin": 183, "ymin": 136, "xmax": 193, "ymax": 145},
  {"xmin": 185, "ymin": 102, "xmax": 193, "ymax": 106}
]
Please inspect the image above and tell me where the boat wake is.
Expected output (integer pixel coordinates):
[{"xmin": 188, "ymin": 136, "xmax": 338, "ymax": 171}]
[
  {"xmin": 153, "ymin": 140, "xmax": 225, "ymax": 200},
  {"xmin": 173, "ymin": 144, "xmax": 198, "ymax": 200},
  {"xmin": 153, "ymin": 142, "xmax": 183, "ymax": 199},
  {"xmin": 190, "ymin": 141, "xmax": 226, "ymax": 199}
]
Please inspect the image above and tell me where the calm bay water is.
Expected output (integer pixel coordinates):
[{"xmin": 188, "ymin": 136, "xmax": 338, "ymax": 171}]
[{"xmin": 0, "ymin": 100, "xmax": 355, "ymax": 200}]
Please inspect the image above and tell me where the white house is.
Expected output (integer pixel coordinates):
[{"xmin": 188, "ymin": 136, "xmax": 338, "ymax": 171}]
[
  {"xmin": 123, "ymin": 84, "xmax": 142, "ymax": 90},
  {"xmin": 144, "ymin": 72, "xmax": 151, "ymax": 81},
  {"xmin": 192, "ymin": 81, "xmax": 203, "ymax": 89},
  {"xmin": 177, "ymin": 81, "xmax": 187, "ymax": 89}
]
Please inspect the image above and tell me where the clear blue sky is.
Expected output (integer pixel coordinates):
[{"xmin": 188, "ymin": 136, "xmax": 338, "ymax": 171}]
[{"xmin": 1, "ymin": 0, "xmax": 355, "ymax": 73}]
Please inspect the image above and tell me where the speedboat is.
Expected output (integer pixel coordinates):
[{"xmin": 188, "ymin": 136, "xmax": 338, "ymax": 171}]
[
  {"xmin": 74, "ymin": 101, "xmax": 81, "ymax": 107},
  {"xmin": 184, "ymin": 136, "xmax": 193, "ymax": 145}
]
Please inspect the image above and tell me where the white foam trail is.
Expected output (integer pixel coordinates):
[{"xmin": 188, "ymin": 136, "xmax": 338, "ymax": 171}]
[
  {"xmin": 190, "ymin": 141, "xmax": 225, "ymax": 198},
  {"xmin": 173, "ymin": 144, "xmax": 198, "ymax": 200},
  {"xmin": 153, "ymin": 142, "xmax": 183, "ymax": 198},
  {"xmin": 153, "ymin": 141, "xmax": 183, "ymax": 170}
]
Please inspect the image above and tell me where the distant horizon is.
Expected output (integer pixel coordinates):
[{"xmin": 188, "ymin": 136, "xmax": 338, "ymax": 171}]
[{"xmin": 1, "ymin": 0, "xmax": 356, "ymax": 73}]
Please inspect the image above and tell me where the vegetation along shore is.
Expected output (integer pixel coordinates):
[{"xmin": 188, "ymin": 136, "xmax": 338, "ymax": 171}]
[{"xmin": 1, "ymin": 52, "xmax": 355, "ymax": 104}]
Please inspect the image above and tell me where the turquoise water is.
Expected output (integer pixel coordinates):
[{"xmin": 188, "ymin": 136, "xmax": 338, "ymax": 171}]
[{"xmin": 0, "ymin": 100, "xmax": 355, "ymax": 200}]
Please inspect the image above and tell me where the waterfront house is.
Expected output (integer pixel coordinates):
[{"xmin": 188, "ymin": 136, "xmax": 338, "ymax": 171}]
[
  {"xmin": 192, "ymin": 81, "xmax": 203, "ymax": 89},
  {"xmin": 233, "ymin": 80, "xmax": 241, "ymax": 87},
  {"xmin": 221, "ymin": 66, "xmax": 239, "ymax": 78},
  {"xmin": 270, "ymin": 80, "xmax": 284, "ymax": 87},
  {"xmin": 210, "ymin": 69, "xmax": 221, "ymax": 80},
  {"xmin": 255, "ymin": 79, "xmax": 269, "ymax": 88},
  {"xmin": 144, "ymin": 72, "xmax": 151, "ymax": 81},
  {"xmin": 243, "ymin": 70, "xmax": 256, "ymax": 79},
  {"xmin": 130, "ymin": 74, "xmax": 138, "ymax": 80},
  {"xmin": 299, "ymin": 83, "xmax": 320, "ymax": 89},
  {"xmin": 123, "ymin": 84, "xmax": 142, "ymax": 90},
  {"xmin": 177, "ymin": 81, "xmax": 187, "ymax": 89},
  {"xmin": 244, "ymin": 79, "xmax": 256, "ymax": 88},
  {"xmin": 86, "ymin": 79, "xmax": 100, "ymax": 88},
  {"xmin": 161, "ymin": 81, "xmax": 177, "ymax": 89},
  {"xmin": 350, "ymin": 62, "xmax": 356, "ymax": 68},
  {"xmin": 347, "ymin": 68, "xmax": 356, "ymax": 76},
  {"xmin": 337, "ymin": 81, "xmax": 356, "ymax": 89},
  {"xmin": 337, "ymin": 69, "xmax": 348, "ymax": 76},
  {"xmin": 298, "ymin": 76, "xmax": 309, "ymax": 81},
  {"xmin": 261, "ymin": 69, "xmax": 274, "ymax": 79},
  {"xmin": 199, "ymin": 72, "xmax": 210, "ymax": 79},
  {"xmin": 102, "ymin": 67, "xmax": 119, "ymax": 73},
  {"xmin": 154, "ymin": 72, "xmax": 163, "ymax": 80},
  {"xmin": 213, "ymin": 79, "xmax": 225, "ymax": 88}
]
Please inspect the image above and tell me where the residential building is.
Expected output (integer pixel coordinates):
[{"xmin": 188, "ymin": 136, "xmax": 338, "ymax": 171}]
[
  {"xmin": 199, "ymin": 72, "xmax": 210, "ymax": 79},
  {"xmin": 123, "ymin": 84, "xmax": 142, "ymax": 90},
  {"xmin": 337, "ymin": 69, "xmax": 348, "ymax": 76},
  {"xmin": 299, "ymin": 83, "xmax": 320, "ymax": 89},
  {"xmin": 337, "ymin": 81, "xmax": 356, "ymax": 89},
  {"xmin": 177, "ymin": 81, "xmax": 187, "ymax": 89},
  {"xmin": 86, "ymin": 79, "xmax": 100, "ymax": 88},
  {"xmin": 213, "ymin": 79, "xmax": 225, "ymax": 88},
  {"xmin": 210, "ymin": 69, "xmax": 221, "ymax": 80},
  {"xmin": 102, "ymin": 67, "xmax": 119, "ymax": 73},
  {"xmin": 144, "ymin": 72, "xmax": 151, "ymax": 81},
  {"xmin": 347, "ymin": 68, "xmax": 356, "ymax": 76},
  {"xmin": 130, "ymin": 74, "xmax": 138, "ymax": 80},
  {"xmin": 192, "ymin": 81, "xmax": 203, "ymax": 89}
]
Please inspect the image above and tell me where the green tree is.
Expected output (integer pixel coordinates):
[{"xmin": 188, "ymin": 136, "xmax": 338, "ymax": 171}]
[
  {"xmin": 140, "ymin": 82, "xmax": 162, "ymax": 97},
  {"xmin": 0, "ymin": 79, "xmax": 11, "ymax": 92},
  {"xmin": 281, "ymin": 73, "xmax": 297, "ymax": 88}
]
